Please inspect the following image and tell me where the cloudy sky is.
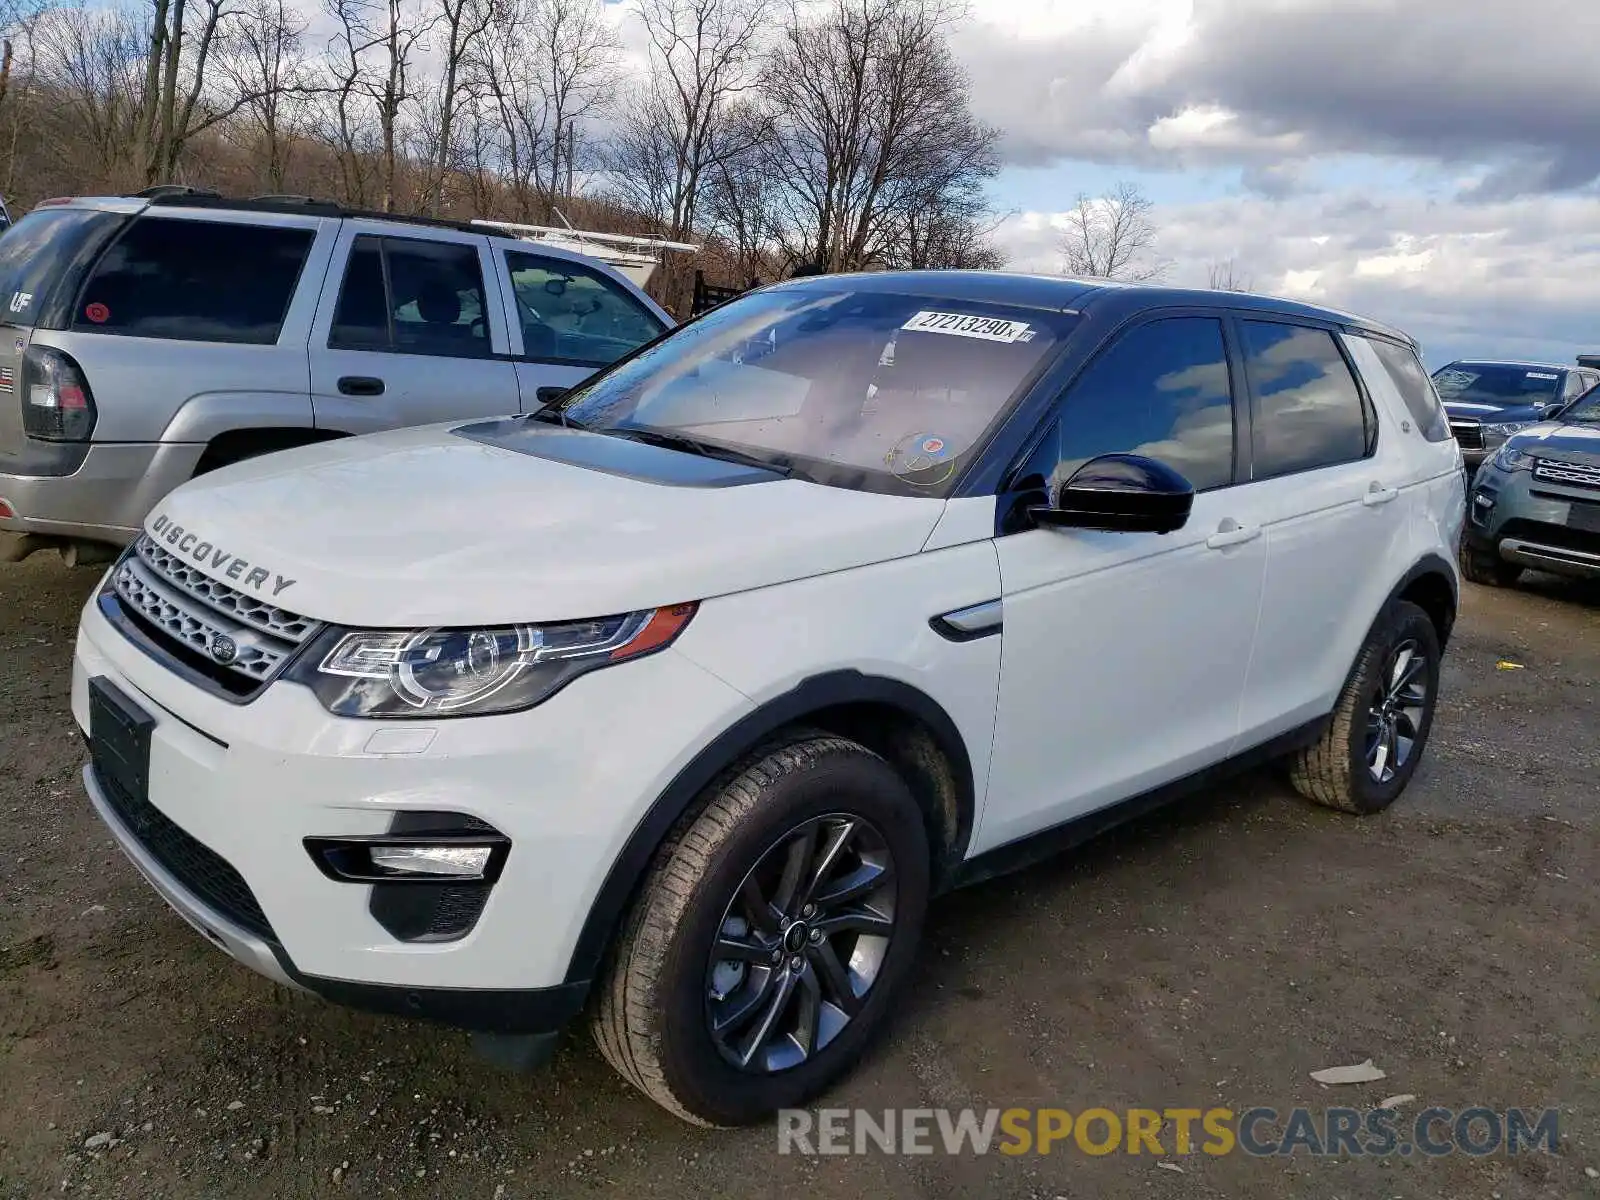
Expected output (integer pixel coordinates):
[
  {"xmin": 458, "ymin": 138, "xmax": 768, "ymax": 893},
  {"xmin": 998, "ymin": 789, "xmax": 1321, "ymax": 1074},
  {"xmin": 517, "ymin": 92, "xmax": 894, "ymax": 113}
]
[{"xmin": 943, "ymin": 0, "xmax": 1600, "ymax": 368}]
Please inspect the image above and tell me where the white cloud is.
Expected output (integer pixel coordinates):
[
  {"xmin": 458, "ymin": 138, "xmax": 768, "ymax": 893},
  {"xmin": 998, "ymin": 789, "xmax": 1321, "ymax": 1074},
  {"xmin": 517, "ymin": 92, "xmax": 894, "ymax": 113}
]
[{"xmin": 993, "ymin": 191, "xmax": 1600, "ymax": 366}]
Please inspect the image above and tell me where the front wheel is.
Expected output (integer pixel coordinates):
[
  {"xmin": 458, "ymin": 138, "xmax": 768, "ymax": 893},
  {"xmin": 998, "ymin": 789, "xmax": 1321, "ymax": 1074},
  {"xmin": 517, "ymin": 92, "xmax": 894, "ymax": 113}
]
[
  {"xmin": 593, "ymin": 734, "xmax": 930, "ymax": 1126},
  {"xmin": 1288, "ymin": 600, "xmax": 1442, "ymax": 815},
  {"xmin": 1461, "ymin": 541, "xmax": 1522, "ymax": 587}
]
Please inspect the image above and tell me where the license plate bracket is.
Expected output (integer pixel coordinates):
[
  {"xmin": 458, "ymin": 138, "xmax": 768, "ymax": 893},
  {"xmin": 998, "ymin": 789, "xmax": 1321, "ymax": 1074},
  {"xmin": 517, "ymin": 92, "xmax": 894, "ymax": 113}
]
[
  {"xmin": 1568, "ymin": 503, "xmax": 1600, "ymax": 534},
  {"xmin": 89, "ymin": 677, "xmax": 154, "ymax": 802}
]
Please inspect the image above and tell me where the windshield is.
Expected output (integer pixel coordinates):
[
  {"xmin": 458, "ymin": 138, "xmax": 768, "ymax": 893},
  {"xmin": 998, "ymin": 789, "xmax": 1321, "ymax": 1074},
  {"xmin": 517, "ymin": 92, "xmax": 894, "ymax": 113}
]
[
  {"xmin": 0, "ymin": 207, "xmax": 126, "ymax": 328},
  {"xmin": 1431, "ymin": 363, "xmax": 1563, "ymax": 408},
  {"xmin": 1563, "ymin": 386, "xmax": 1600, "ymax": 423},
  {"xmin": 555, "ymin": 285, "xmax": 1076, "ymax": 496}
]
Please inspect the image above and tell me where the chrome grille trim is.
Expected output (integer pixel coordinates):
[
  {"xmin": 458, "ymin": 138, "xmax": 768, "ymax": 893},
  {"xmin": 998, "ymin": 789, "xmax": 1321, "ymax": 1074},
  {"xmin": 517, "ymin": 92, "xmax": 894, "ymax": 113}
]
[
  {"xmin": 1449, "ymin": 420, "xmax": 1484, "ymax": 450},
  {"xmin": 112, "ymin": 555, "xmax": 295, "ymax": 683},
  {"xmin": 134, "ymin": 536, "xmax": 315, "ymax": 644},
  {"xmin": 1533, "ymin": 460, "xmax": 1600, "ymax": 489}
]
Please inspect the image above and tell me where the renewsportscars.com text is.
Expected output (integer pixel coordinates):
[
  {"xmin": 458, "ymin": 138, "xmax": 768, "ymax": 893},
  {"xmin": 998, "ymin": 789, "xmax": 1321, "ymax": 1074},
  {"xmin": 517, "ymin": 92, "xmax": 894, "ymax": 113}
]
[{"xmin": 776, "ymin": 1106, "xmax": 1559, "ymax": 1158}]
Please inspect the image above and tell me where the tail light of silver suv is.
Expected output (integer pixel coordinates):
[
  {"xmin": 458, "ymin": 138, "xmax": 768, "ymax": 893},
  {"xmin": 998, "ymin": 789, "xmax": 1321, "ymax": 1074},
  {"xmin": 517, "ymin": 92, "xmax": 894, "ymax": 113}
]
[{"xmin": 21, "ymin": 345, "xmax": 97, "ymax": 441}]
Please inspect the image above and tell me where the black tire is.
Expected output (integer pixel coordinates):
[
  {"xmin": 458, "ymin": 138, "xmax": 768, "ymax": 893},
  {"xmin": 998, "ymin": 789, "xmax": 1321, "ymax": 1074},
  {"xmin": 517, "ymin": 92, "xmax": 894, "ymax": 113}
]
[
  {"xmin": 1460, "ymin": 541, "xmax": 1522, "ymax": 587},
  {"xmin": 592, "ymin": 733, "xmax": 931, "ymax": 1126},
  {"xmin": 1288, "ymin": 600, "xmax": 1442, "ymax": 815}
]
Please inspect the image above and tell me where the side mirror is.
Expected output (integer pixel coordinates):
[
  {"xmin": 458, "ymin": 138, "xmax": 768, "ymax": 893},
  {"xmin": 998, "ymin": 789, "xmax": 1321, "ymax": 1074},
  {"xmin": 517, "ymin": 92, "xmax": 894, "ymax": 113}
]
[
  {"xmin": 1030, "ymin": 453, "xmax": 1195, "ymax": 534},
  {"xmin": 1541, "ymin": 402, "xmax": 1565, "ymax": 420},
  {"xmin": 544, "ymin": 278, "xmax": 568, "ymax": 296}
]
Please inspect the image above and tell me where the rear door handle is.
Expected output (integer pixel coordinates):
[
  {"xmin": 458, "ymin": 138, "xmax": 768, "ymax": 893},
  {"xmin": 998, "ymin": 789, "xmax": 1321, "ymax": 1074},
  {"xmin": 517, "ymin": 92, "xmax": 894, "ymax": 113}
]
[
  {"xmin": 337, "ymin": 375, "xmax": 384, "ymax": 396},
  {"xmin": 1363, "ymin": 483, "xmax": 1400, "ymax": 507},
  {"xmin": 1206, "ymin": 520, "xmax": 1262, "ymax": 550}
]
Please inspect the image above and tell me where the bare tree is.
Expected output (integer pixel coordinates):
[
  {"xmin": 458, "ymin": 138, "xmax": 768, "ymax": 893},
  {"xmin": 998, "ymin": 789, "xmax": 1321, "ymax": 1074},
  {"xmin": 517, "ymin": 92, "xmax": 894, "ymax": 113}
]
[
  {"xmin": 607, "ymin": 0, "xmax": 767, "ymax": 241},
  {"xmin": 320, "ymin": 0, "xmax": 436, "ymax": 211},
  {"xmin": 1207, "ymin": 257, "xmax": 1252, "ymax": 292},
  {"xmin": 219, "ymin": 0, "xmax": 310, "ymax": 191},
  {"xmin": 1059, "ymin": 181, "xmax": 1170, "ymax": 281},
  {"xmin": 470, "ymin": 0, "xmax": 614, "ymax": 221},
  {"xmin": 416, "ymin": 0, "xmax": 494, "ymax": 214},
  {"xmin": 759, "ymin": 0, "xmax": 1000, "ymax": 273}
]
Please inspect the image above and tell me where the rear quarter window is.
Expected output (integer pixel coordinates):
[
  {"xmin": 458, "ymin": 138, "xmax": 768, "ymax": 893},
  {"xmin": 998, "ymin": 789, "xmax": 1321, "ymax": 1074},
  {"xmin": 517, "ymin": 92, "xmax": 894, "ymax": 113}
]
[
  {"xmin": 73, "ymin": 217, "xmax": 315, "ymax": 345},
  {"xmin": 0, "ymin": 207, "xmax": 127, "ymax": 328},
  {"xmin": 1364, "ymin": 337, "xmax": 1452, "ymax": 442}
]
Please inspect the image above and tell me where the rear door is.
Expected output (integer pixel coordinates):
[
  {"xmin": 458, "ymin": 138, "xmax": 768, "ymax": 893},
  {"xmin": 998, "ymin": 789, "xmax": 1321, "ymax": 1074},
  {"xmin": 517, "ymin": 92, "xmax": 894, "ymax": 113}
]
[
  {"xmin": 308, "ymin": 222, "xmax": 519, "ymax": 433},
  {"xmin": 488, "ymin": 244, "xmax": 670, "ymax": 410},
  {"xmin": 1231, "ymin": 317, "xmax": 1416, "ymax": 744}
]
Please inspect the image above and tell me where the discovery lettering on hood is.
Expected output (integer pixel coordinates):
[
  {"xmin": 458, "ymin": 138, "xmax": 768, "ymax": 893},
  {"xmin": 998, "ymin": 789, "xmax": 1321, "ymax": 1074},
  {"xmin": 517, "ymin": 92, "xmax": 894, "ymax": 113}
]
[{"xmin": 149, "ymin": 513, "xmax": 297, "ymax": 597}]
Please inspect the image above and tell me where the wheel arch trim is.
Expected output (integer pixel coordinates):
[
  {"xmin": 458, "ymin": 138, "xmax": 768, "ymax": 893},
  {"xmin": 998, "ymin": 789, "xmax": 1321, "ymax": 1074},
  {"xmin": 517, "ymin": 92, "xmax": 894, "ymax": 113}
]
[{"xmin": 561, "ymin": 669, "xmax": 975, "ymax": 986}]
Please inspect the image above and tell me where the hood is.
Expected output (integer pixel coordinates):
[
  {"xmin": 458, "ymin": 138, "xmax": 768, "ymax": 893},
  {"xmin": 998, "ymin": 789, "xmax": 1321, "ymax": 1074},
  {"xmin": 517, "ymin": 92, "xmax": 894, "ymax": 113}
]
[
  {"xmin": 1443, "ymin": 400, "xmax": 1550, "ymax": 424},
  {"xmin": 142, "ymin": 420, "xmax": 948, "ymax": 627},
  {"xmin": 1504, "ymin": 419, "xmax": 1600, "ymax": 466}
]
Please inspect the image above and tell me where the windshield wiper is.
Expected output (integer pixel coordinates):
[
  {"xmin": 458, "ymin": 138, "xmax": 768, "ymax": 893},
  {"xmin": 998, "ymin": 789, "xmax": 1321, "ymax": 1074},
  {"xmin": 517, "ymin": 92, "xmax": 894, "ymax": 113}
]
[
  {"xmin": 526, "ymin": 402, "xmax": 585, "ymax": 430},
  {"xmin": 611, "ymin": 426, "xmax": 799, "ymax": 478}
]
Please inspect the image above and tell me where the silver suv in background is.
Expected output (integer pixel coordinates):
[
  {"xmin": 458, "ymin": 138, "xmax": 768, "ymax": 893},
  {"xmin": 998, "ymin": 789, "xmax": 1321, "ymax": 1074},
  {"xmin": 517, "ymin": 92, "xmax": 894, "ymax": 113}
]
[{"xmin": 0, "ymin": 192, "xmax": 672, "ymax": 563}]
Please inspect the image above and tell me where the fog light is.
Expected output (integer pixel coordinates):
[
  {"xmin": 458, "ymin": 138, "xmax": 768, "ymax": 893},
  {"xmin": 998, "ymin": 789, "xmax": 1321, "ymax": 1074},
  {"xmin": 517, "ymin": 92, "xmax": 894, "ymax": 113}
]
[
  {"xmin": 370, "ymin": 844, "xmax": 493, "ymax": 877},
  {"xmin": 305, "ymin": 822, "xmax": 509, "ymax": 885}
]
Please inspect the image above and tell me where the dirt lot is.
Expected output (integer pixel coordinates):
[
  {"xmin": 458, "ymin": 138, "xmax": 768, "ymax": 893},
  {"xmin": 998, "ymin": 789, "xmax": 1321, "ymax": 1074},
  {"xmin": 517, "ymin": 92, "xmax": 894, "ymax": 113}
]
[{"xmin": 1, "ymin": 554, "xmax": 1596, "ymax": 1199}]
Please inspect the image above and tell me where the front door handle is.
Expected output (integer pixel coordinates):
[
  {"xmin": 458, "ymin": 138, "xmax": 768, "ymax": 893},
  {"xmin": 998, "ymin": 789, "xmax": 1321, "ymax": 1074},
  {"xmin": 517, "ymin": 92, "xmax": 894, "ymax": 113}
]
[
  {"xmin": 337, "ymin": 375, "xmax": 385, "ymax": 396},
  {"xmin": 1363, "ymin": 483, "xmax": 1400, "ymax": 507},
  {"xmin": 1206, "ymin": 519, "xmax": 1262, "ymax": 550}
]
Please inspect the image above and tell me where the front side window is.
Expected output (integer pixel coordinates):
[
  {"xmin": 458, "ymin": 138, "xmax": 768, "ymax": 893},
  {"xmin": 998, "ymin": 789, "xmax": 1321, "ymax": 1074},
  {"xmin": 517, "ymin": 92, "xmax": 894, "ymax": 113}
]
[
  {"xmin": 1242, "ymin": 321, "xmax": 1370, "ymax": 478},
  {"xmin": 74, "ymin": 217, "xmax": 313, "ymax": 344},
  {"xmin": 1365, "ymin": 336, "xmax": 1451, "ymax": 442},
  {"xmin": 1048, "ymin": 316, "xmax": 1236, "ymax": 492},
  {"xmin": 554, "ymin": 285, "xmax": 1076, "ymax": 496},
  {"xmin": 504, "ymin": 250, "xmax": 664, "ymax": 366},
  {"xmin": 329, "ymin": 235, "xmax": 491, "ymax": 358}
]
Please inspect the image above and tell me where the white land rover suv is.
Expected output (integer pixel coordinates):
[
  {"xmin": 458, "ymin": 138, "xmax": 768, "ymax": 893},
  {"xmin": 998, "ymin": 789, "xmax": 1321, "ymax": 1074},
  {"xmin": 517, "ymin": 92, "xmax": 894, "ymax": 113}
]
[{"xmin": 72, "ymin": 273, "xmax": 1466, "ymax": 1126}]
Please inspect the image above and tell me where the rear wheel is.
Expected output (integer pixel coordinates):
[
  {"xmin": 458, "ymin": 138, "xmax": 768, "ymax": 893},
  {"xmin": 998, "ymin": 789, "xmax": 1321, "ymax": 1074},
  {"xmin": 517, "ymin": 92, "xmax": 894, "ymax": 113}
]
[
  {"xmin": 1289, "ymin": 600, "xmax": 1441, "ymax": 815},
  {"xmin": 1460, "ymin": 541, "xmax": 1522, "ymax": 587},
  {"xmin": 593, "ymin": 733, "xmax": 930, "ymax": 1126}
]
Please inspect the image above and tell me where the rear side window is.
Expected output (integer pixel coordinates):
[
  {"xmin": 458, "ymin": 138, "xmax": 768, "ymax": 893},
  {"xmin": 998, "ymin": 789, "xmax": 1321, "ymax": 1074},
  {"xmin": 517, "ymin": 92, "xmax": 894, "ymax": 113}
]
[
  {"xmin": 1366, "ymin": 337, "xmax": 1451, "ymax": 442},
  {"xmin": 74, "ymin": 217, "xmax": 314, "ymax": 344},
  {"xmin": 0, "ymin": 207, "xmax": 126, "ymax": 328},
  {"xmin": 1241, "ymin": 321, "xmax": 1370, "ymax": 478},
  {"xmin": 1053, "ymin": 316, "xmax": 1236, "ymax": 492},
  {"xmin": 330, "ymin": 235, "xmax": 491, "ymax": 358}
]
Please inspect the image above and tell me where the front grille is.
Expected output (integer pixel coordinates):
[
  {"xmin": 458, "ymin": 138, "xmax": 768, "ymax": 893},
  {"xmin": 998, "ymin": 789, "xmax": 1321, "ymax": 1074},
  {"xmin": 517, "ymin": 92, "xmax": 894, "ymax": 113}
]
[
  {"xmin": 109, "ymin": 535, "xmax": 321, "ymax": 699},
  {"xmin": 93, "ymin": 763, "xmax": 274, "ymax": 941},
  {"xmin": 1450, "ymin": 421, "xmax": 1484, "ymax": 450},
  {"xmin": 1499, "ymin": 517, "xmax": 1600, "ymax": 556},
  {"xmin": 1533, "ymin": 459, "xmax": 1600, "ymax": 490}
]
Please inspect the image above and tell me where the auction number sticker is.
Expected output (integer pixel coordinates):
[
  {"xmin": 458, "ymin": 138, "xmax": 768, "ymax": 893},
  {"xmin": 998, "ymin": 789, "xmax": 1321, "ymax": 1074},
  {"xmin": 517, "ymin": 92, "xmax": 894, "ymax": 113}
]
[
  {"xmin": 902, "ymin": 310, "xmax": 1034, "ymax": 343},
  {"xmin": 1526, "ymin": 371, "xmax": 1558, "ymax": 380}
]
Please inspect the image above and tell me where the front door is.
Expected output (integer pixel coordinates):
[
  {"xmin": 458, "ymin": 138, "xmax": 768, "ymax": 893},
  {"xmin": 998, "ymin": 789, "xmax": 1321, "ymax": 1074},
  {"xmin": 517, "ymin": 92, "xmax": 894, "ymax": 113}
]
[
  {"xmin": 490, "ymin": 245, "xmax": 671, "ymax": 411},
  {"xmin": 976, "ymin": 315, "xmax": 1269, "ymax": 854},
  {"xmin": 309, "ymin": 223, "xmax": 520, "ymax": 434}
]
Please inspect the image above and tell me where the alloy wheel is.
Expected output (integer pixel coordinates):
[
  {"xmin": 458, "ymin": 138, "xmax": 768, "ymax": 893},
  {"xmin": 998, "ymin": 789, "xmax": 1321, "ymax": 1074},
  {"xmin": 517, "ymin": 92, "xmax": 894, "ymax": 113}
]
[
  {"xmin": 705, "ymin": 813, "xmax": 897, "ymax": 1073},
  {"xmin": 1365, "ymin": 638, "xmax": 1430, "ymax": 784}
]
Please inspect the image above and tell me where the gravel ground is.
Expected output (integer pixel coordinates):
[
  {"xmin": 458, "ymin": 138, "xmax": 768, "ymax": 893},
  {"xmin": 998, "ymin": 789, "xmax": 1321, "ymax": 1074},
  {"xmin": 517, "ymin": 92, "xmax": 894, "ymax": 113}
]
[{"xmin": 1, "ymin": 553, "xmax": 1597, "ymax": 1199}]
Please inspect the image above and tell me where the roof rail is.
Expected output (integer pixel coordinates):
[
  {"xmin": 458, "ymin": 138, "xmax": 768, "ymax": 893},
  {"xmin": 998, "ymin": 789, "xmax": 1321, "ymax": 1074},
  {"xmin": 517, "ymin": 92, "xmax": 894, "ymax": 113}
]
[{"xmin": 131, "ymin": 184, "xmax": 222, "ymax": 200}]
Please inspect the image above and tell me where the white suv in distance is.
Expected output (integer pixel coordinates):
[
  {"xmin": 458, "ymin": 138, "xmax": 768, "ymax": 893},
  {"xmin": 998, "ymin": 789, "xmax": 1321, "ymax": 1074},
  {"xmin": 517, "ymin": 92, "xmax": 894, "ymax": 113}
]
[{"xmin": 72, "ymin": 273, "xmax": 1466, "ymax": 1126}]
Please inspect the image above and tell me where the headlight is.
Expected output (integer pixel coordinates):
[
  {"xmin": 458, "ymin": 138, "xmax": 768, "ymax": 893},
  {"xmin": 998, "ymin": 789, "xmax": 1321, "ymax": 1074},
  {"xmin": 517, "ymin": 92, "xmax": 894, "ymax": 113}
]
[
  {"xmin": 1490, "ymin": 442, "xmax": 1534, "ymax": 472},
  {"xmin": 1483, "ymin": 421, "xmax": 1531, "ymax": 440},
  {"xmin": 286, "ymin": 604, "xmax": 697, "ymax": 718}
]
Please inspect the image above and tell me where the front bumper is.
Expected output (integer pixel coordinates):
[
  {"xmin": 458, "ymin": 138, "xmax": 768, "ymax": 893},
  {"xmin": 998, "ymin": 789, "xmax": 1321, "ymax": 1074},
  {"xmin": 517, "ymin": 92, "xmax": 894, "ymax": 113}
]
[
  {"xmin": 0, "ymin": 440, "xmax": 204, "ymax": 545},
  {"xmin": 1465, "ymin": 464, "xmax": 1600, "ymax": 580},
  {"xmin": 72, "ymin": 590, "xmax": 753, "ymax": 1027}
]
